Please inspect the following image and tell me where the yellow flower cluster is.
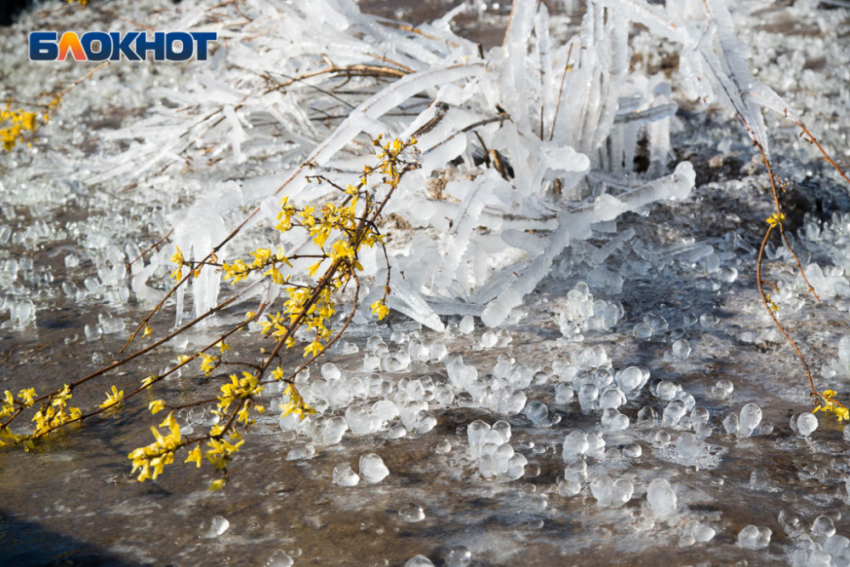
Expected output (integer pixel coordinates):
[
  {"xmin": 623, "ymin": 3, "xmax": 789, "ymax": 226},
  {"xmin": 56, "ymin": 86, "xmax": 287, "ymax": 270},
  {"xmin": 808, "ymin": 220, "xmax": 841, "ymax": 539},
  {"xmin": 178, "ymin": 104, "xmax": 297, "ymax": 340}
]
[
  {"xmin": 814, "ymin": 390, "xmax": 849, "ymax": 421},
  {"xmin": 1, "ymin": 106, "xmax": 39, "ymax": 152},
  {"xmin": 31, "ymin": 385, "xmax": 83, "ymax": 439},
  {"xmin": 216, "ymin": 372, "xmax": 264, "ymax": 417},
  {"xmin": 0, "ymin": 388, "xmax": 37, "ymax": 420},
  {"xmin": 280, "ymin": 383, "xmax": 315, "ymax": 419},
  {"xmin": 222, "ymin": 247, "xmax": 292, "ymax": 285},
  {"xmin": 118, "ymin": 137, "xmax": 415, "ymax": 489},
  {"xmin": 128, "ymin": 413, "xmax": 182, "ymax": 481}
]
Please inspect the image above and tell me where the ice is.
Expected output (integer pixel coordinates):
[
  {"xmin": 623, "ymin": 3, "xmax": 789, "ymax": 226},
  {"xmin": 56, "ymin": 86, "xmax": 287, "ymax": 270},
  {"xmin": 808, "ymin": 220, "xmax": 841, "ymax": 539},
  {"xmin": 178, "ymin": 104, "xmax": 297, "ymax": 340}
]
[
  {"xmin": 321, "ymin": 363, "xmax": 341, "ymax": 381},
  {"xmin": 670, "ymin": 339, "xmax": 691, "ymax": 361},
  {"xmin": 796, "ymin": 413, "xmax": 818, "ymax": 437},
  {"xmin": 812, "ymin": 515, "xmax": 837, "ymax": 539},
  {"xmin": 404, "ymin": 555, "xmax": 434, "ymax": 567},
  {"xmin": 399, "ymin": 503, "xmax": 425, "ymax": 523},
  {"xmin": 656, "ymin": 381, "xmax": 679, "ymax": 401},
  {"xmin": 322, "ymin": 417, "xmax": 348, "ymax": 445},
  {"xmin": 523, "ymin": 400, "xmax": 552, "ymax": 426},
  {"xmin": 738, "ymin": 403, "xmax": 763, "ymax": 438},
  {"xmin": 723, "ymin": 413, "xmax": 739, "ymax": 436},
  {"xmin": 675, "ymin": 432, "xmax": 705, "ymax": 459},
  {"xmin": 408, "ymin": 339, "xmax": 429, "ymax": 362},
  {"xmin": 435, "ymin": 439, "xmax": 452, "ymax": 454},
  {"xmin": 265, "ymin": 551, "xmax": 294, "ymax": 567},
  {"xmin": 202, "ymin": 515, "xmax": 230, "ymax": 539},
  {"xmin": 444, "ymin": 546, "xmax": 472, "ymax": 567},
  {"xmin": 623, "ymin": 443, "xmax": 642, "ymax": 458},
  {"xmin": 429, "ymin": 341, "xmax": 448, "ymax": 363},
  {"xmin": 591, "ymin": 474, "xmax": 633, "ymax": 508},
  {"xmin": 459, "ymin": 315, "xmax": 474, "ymax": 335},
  {"xmin": 555, "ymin": 383, "xmax": 575, "ymax": 405},
  {"xmin": 661, "ymin": 400, "xmax": 687, "ymax": 427},
  {"xmin": 647, "ymin": 479, "xmax": 677, "ymax": 519},
  {"xmin": 599, "ymin": 387, "xmax": 626, "ymax": 409},
  {"xmin": 286, "ymin": 444, "xmax": 316, "ymax": 461},
  {"xmin": 601, "ymin": 409, "xmax": 630, "ymax": 432},
  {"xmin": 616, "ymin": 366, "xmax": 646, "ymax": 393},
  {"xmin": 711, "ymin": 380, "xmax": 734, "ymax": 400},
  {"xmin": 737, "ymin": 525, "xmax": 771, "ymax": 550},
  {"xmin": 345, "ymin": 405, "xmax": 377, "ymax": 436},
  {"xmin": 699, "ymin": 313, "xmax": 717, "ymax": 329},
  {"xmin": 480, "ymin": 331, "xmax": 498, "ymax": 349},
  {"xmin": 779, "ymin": 509, "xmax": 805, "ymax": 537},
  {"xmin": 359, "ymin": 454, "xmax": 389, "ymax": 484},
  {"xmin": 562, "ymin": 431, "xmax": 589, "ymax": 463},
  {"xmin": 578, "ymin": 384, "xmax": 599, "ymax": 411},
  {"xmin": 84, "ymin": 323, "xmax": 102, "ymax": 341},
  {"xmin": 265, "ymin": 551, "xmax": 295, "ymax": 567},
  {"xmin": 333, "ymin": 463, "xmax": 360, "ymax": 487},
  {"xmin": 693, "ymin": 523, "xmax": 716, "ymax": 543}
]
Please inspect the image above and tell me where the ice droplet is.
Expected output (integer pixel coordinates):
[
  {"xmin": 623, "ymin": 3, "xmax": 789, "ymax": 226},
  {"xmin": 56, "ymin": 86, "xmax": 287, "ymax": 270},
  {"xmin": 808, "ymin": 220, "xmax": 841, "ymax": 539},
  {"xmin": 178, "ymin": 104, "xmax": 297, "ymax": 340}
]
[
  {"xmin": 265, "ymin": 550, "xmax": 295, "ymax": 567},
  {"xmin": 203, "ymin": 515, "xmax": 230, "ymax": 538},
  {"xmin": 321, "ymin": 363, "xmax": 341, "ymax": 380},
  {"xmin": 812, "ymin": 515, "xmax": 836, "ymax": 538},
  {"xmin": 359, "ymin": 453, "xmax": 390, "ymax": 484},
  {"xmin": 404, "ymin": 555, "xmax": 434, "ymax": 567},
  {"xmin": 737, "ymin": 525, "xmax": 771, "ymax": 549},
  {"xmin": 444, "ymin": 546, "xmax": 472, "ymax": 567},
  {"xmin": 796, "ymin": 413, "xmax": 818, "ymax": 437},
  {"xmin": 333, "ymin": 463, "xmax": 360, "ymax": 487},
  {"xmin": 459, "ymin": 315, "xmax": 474, "ymax": 334},
  {"xmin": 286, "ymin": 443, "xmax": 315, "ymax": 461},
  {"xmin": 671, "ymin": 339, "xmax": 691, "ymax": 361},
  {"xmin": 738, "ymin": 403, "xmax": 762, "ymax": 438},
  {"xmin": 84, "ymin": 323, "xmax": 102, "ymax": 341},
  {"xmin": 398, "ymin": 503, "xmax": 425, "ymax": 523},
  {"xmin": 647, "ymin": 479, "xmax": 677, "ymax": 519}
]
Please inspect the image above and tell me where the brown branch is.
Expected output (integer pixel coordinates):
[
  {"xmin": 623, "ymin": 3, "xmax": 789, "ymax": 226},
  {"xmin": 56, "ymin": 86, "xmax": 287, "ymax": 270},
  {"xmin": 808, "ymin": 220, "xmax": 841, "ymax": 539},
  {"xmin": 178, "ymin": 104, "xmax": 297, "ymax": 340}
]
[
  {"xmin": 756, "ymin": 224, "xmax": 817, "ymax": 402},
  {"xmin": 125, "ymin": 228, "xmax": 173, "ymax": 273}
]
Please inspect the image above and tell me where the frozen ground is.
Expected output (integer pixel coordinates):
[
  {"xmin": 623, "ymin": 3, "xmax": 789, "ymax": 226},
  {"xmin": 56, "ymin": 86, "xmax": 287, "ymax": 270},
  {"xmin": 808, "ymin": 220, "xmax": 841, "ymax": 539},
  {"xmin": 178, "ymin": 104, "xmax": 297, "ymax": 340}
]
[{"xmin": 1, "ymin": 0, "xmax": 850, "ymax": 566}]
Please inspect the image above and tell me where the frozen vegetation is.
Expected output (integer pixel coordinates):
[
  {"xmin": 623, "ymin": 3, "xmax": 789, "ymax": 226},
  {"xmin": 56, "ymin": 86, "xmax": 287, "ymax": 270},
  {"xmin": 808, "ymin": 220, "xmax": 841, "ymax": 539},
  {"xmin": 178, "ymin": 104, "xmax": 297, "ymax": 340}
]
[{"xmin": 1, "ymin": 0, "xmax": 850, "ymax": 565}]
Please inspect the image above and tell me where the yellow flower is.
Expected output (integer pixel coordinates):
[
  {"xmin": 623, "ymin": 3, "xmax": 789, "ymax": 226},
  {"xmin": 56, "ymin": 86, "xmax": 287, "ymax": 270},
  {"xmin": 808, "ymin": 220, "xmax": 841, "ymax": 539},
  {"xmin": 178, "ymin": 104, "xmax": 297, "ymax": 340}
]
[
  {"xmin": 814, "ymin": 390, "xmax": 849, "ymax": 422},
  {"xmin": 185, "ymin": 445, "xmax": 202, "ymax": 468},
  {"xmin": 766, "ymin": 212, "xmax": 786, "ymax": 227},
  {"xmin": 141, "ymin": 376, "xmax": 157, "ymax": 389},
  {"xmin": 143, "ymin": 323, "xmax": 152, "ymax": 338},
  {"xmin": 304, "ymin": 339, "xmax": 324, "ymax": 358},
  {"xmin": 280, "ymin": 384, "xmax": 315, "ymax": 420},
  {"xmin": 331, "ymin": 241, "xmax": 355, "ymax": 263},
  {"xmin": 148, "ymin": 400, "xmax": 166, "ymax": 414},
  {"xmin": 17, "ymin": 388, "xmax": 37, "ymax": 408},
  {"xmin": 371, "ymin": 300, "xmax": 390, "ymax": 320},
  {"xmin": 307, "ymin": 261, "xmax": 324, "ymax": 277},
  {"xmin": 209, "ymin": 479, "xmax": 225, "ymax": 491},
  {"xmin": 99, "ymin": 385, "xmax": 124, "ymax": 409},
  {"xmin": 170, "ymin": 246, "xmax": 184, "ymax": 280},
  {"xmin": 199, "ymin": 353, "xmax": 219, "ymax": 376}
]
